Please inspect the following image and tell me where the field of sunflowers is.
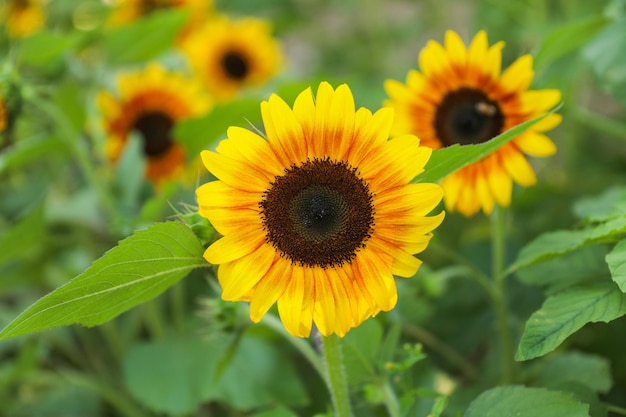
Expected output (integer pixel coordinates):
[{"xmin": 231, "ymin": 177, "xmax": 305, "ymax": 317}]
[{"xmin": 1, "ymin": 0, "xmax": 626, "ymax": 416}]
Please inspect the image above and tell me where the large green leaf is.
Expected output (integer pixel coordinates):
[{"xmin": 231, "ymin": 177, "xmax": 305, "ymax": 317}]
[
  {"xmin": 416, "ymin": 106, "xmax": 559, "ymax": 184},
  {"xmin": 103, "ymin": 9, "xmax": 187, "ymax": 65},
  {"xmin": 463, "ymin": 385, "xmax": 589, "ymax": 417},
  {"xmin": 573, "ymin": 186, "xmax": 626, "ymax": 223},
  {"xmin": 0, "ymin": 222, "xmax": 206, "ymax": 341},
  {"xmin": 516, "ymin": 283, "xmax": 626, "ymax": 361},
  {"xmin": 508, "ymin": 216, "xmax": 626, "ymax": 274},
  {"xmin": 606, "ymin": 239, "xmax": 626, "ymax": 292}
]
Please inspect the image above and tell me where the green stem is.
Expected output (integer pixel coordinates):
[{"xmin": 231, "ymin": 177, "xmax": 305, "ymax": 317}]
[
  {"xmin": 491, "ymin": 205, "xmax": 515, "ymax": 384},
  {"xmin": 607, "ymin": 404, "xmax": 626, "ymax": 416},
  {"xmin": 322, "ymin": 335, "xmax": 354, "ymax": 417},
  {"xmin": 381, "ymin": 380, "xmax": 401, "ymax": 417}
]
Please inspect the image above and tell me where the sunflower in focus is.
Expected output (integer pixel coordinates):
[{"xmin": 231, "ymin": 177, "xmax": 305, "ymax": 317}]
[
  {"xmin": 1, "ymin": 0, "xmax": 45, "ymax": 39},
  {"xmin": 385, "ymin": 30, "xmax": 561, "ymax": 217},
  {"xmin": 181, "ymin": 15, "xmax": 282, "ymax": 101},
  {"xmin": 196, "ymin": 82, "xmax": 444, "ymax": 337},
  {"xmin": 98, "ymin": 63, "xmax": 211, "ymax": 184}
]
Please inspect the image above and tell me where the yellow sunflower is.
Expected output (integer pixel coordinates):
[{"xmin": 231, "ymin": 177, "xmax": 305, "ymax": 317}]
[
  {"xmin": 181, "ymin": 15, "xmax": 282, "ymax": 101},
  {"xmin": 1, "ymin": 0, "xmax": 45, "ymax": 39},
  {"xmin": 196, "ymin": 82, "xmax": 445, "ymax": 337},
  {"xmin": 384, "ymin": 30, "xmax": 561, "ymax": 217},
  {"xmin": 98, "ymin": 63, "xmax": 212, "ymax": 184}
]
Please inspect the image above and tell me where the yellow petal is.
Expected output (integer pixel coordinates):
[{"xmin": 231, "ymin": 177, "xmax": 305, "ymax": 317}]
[
  {"xmin": 261, "ymin": 94, "xmax": 307, "ymax": 166},
  {"xmin": 203, "ymin": 229, "xmax": 265, "ymax": 264},
  {"xmin": 347, "ymin": 107, "xmax": 393, "ymax": 167},
  {"xmin": 219, "ymin": 244, "xmax": 277, "ymax": 300},
  {"xmin": 249, "ymin": 259, "xmax": 291, "ymax": 322},
  {"xmin": 200, "ymin": 150, "xmax": 270, "ymax": 192},
  {"xmin": 515, "ymin": 132, "xmax": 557, "ymax": 157},
  {"xmin": 501, "ymin": 144, "xmax": 537, "ymax": 187},
  {"xmin": 277, "ymin": 265, "xmax": 307, "ymax": 337},
  {"xmin": 196, "ymin": 180, "xmax": 259, "ymax": 209},
  {"xmin": 444, "ymin": 30, "xmax": 467, "ymax": 67},
  {"xmin": 500, "ymin": 54, "xmax": 534, "ymax": 94},
  {"xmin": 312, "ymin": 269, "xmax": 336, "ymax": 337}
]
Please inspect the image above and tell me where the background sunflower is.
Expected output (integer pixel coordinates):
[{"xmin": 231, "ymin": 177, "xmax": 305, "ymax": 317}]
[
  {"xmin": 98, "ymin": 63, "xmax": 212, "ymax": 184},
  {"xmin": 385, "ymin": 30, "xmax": 561, "ymax": 217}
]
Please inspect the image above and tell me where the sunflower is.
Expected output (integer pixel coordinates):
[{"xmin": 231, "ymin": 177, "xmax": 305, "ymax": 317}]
[
  {"xmin": 1, "ymin": 0, "xmax": 45, "ymax": 39},
  {"xmin": 98, "ymin": 63, "xmax": 211, "ymax": 184},
  {"xmin": 181, "ymin": 15, "xmax": 282, "ymax": 101},
  {"xmin": 196, "ymin": 82, "xmax": 444, "ymax": 337},
  {"xmin": 384, "ymin": 30, "xmax": 561, "ymax": 217}
]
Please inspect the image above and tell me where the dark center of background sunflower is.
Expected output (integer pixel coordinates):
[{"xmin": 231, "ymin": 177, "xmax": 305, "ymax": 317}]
[
  {"xmin": 434, "ymin": 88, "xmax": 504, "ymax": 146},
  {"xmin": 221, "ymin": 51, "xmax": 249, "ymax": 80},
  {"xmin": 133, "ymin": 111, "xmax": 174, "ymax": 157},
  {"xmin": 260, "ymin": 158, "xmax": 375, "ymax": 268}
]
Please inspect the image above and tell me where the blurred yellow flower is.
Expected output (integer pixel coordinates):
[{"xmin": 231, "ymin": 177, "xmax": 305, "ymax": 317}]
[
  {"xmin": 385, "ymin": 30, "xmax": 561, "ymax": 216},
  {"xmin": 196, "ymin": 82, "xmax": 444, "ymax": 337},
  {"xmin": 1, "ymin": 0, "xmax": 45, "ymax": 39},
  {"xmin": 181, "ymin": 15, "xmax": 282, "ymax": 101},
  {"xmin": 98, "ymin": 63, "xmax": 212, "ymax": 184}
]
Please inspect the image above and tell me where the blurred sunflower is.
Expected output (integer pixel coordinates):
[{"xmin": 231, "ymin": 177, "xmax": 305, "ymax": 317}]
[
  {"xmin": 181, "ymin": 15, "xmax": 282, "ymax": 101},
  {"xmin": 98, "ymin": 63, "xmax": 211, "ymax": 184},
  {"xmin": 1, "ymin": 0, "xmax": 45, "ymax": 39},
  {"xmin": 196, "ymin": 82, "xmax": 444, "ymax": 337},
  {"xmin": 107, "ymin": 0, "xmax": 211, "ymax": 41},
  {"xmin": 385, "ymin": 30, "xmax": 561, "ymax": 217}
]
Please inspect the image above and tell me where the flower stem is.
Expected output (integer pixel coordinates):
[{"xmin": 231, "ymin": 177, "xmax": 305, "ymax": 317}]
[
  {"xmin": 322, "ymin": 335, "xmax": 354, "ymax": 417},
  {"xmin": 491, "ymin": 205, "xmax": 516, "ymax": 384}
]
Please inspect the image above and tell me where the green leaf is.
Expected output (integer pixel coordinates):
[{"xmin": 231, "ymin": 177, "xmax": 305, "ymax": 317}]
[
  {"xmin": 534, "ymin": 16, "xmax": 608, "ymax": 70},
  {"xmin": 606, "ymin": 239, "xmax": 626, "ymax": 292},
  {"xmin": 516, "ymin": 244, "xmax": 610, "ymax": 292},
  {"xmin": 123, "ymin": 336, "xmax": 234, "ymax": 414},
  {"xmin": 0, "ymin": 135, "xmax": 67, "ymax": 174},
  {"xmin": 416, "ymin": 105, "xmax": 560, "ymax": 184},
  {"xmin": 582, "ymin": 18, "xmax": 626, "ymax": 105},
  {"xmin": 516, "ymin": 283, "xmax": 626, "ymax": 361},
  {"xmin": 508, "ymin": 216, "xmax": 626, "ymax": 274},
  {"xmin": 342, "ymin": 318, "xmax": 383, "ymax": 385},
  {"xmin": 463, "ymin": 385, "xmax": 589, "ymax": 417},
  {"xmin": 0, "ymin": 222, "xmax": 206, "ymax": 341},
  {"xmin": 535, "ymin": 352, "xmax": 613, "ymax": 394},
  {"xmin": 103, "ymin": 9, "xmax": 187, "ymax": 65},
  {"xmin": 0, "ymin": 203, "xmax": 45, "ymax": 267},
  {"xmin": 175, "ymin": 99, "xmax": 262, "ymax": 158},
  {"xmin": 16, "ymin": 31, "xmax": 75, "ymax": 67},
  {"xmin": 573, "ymin": 186, "xmax": 626, "ymax": 223}
]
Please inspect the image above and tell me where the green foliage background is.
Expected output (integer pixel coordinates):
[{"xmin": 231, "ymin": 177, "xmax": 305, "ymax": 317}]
[{"xmin": 1, "ymin": 0, "xmax": 626, "ymax": 416}]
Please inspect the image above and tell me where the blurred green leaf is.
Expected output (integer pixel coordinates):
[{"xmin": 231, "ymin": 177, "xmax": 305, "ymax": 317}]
[
  {"xmin": 508, "ymin": 216, "xmax": 626, "ymax": 274},
  {"xmin": 416, "ymin": 105, "xmax": 560, "ymax": 184},
  {"xmin": 0, "ymin": 222, "xmax": 206, "ymax": 341},
  {"xmin": 0, "ymin": 135, "xmax": 67, "ymax": 174},
  {"xmin": 535, "ymin": 352, "xmax": 613, "ymax": 394},
  {"xmin": 0, "ymin": 203, "xmax": 45, "ymax": 267},
  {"xmin": 175, "ymin": 99, "xmax": 262, "ymax": 158},
  {"xmin": 534, "ymin": 16, "xmax": 608, "ymax": 70},
  {"xmin": 16, "ymin": 31, "xmax": 75, "ymax": 67},
  {"xmin": 53, "ymin": 81, "xmax": 87, "ymax": 136},
  {"xmin": 582, "ymin": 18, "xmax": 626, "ymax": 105},
  {"xmin": 250, "ymin": 407, "xmax": 299, "ymax": 417},
  {"xmin": 573, "ymin": 186, "xmax": 626, "ymax": 222},
  {"xmin": 516, "ymin": 282, "xmax": 626, "ymax": 361},
  {"xmin": 516, "ymin": 244, "xmax": 609, "ymax": 292},
  {"xmin": 123, "ymin": 335, "xmax": 234, "ymax": 415},
  {"xmin": 606, "ymin": 239, "xmax": 626, "ymax": 292},
  {"xmin": 342, "ymin": 318, "xmax": 383, "ymax": 385},
  {"xmin": 463, "ymin": 385, "xmax": 589, "ymax": 417},
  {"xmin": 103, "ymin": 9, "xmax": 187, "ymax": 65},
  {"xmin": 114, "ymin": 133, "xmax": 146, "ymax": 216}
]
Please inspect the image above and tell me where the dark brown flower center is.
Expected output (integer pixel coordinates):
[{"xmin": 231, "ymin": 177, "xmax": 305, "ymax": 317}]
[
  {"xmin": 260, "ymin": 158, "xmax": 375, "ymax": 268},
  {"xmin": 133, "ymin": 111, "xmax": 174, "ymax": 157},
  {"xmin": 221, "ymin": 51, "xmax": 249, "ymax": 80},
  {"xmin": 434, "ymin": 88, "xmax": 504, "ymax": 146}
]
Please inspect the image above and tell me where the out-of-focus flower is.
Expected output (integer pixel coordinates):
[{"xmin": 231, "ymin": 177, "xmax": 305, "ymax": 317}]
[
  {"xmin": 385, "ymin": 30, "xmax": 561, "ymax": 216},
  {"xmin": 1, "ymin": 0, "xmax": 45, "ymax": 39},
  {"xmin": 181, "ymin": 15, "xmax": 282, "ymax": 101},
  {"xmin": 196, "ymin": 82, "xmax": 444, "ymax": 337},
  {"xmin": 98, "ymin": 63, "xmax": 212, "ymax": 184}
]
